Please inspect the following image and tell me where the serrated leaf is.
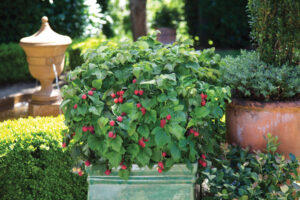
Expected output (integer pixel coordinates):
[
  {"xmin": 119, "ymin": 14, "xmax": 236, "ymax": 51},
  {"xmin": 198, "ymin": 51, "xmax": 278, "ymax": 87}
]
[
  {"xmin": 141, "ymin": 98, "xmax": 157, "ymax": 110},
  {"xmin": 89, "ymin": 106, "xmax": 100, "ymax": 115},
  {"xmin": 119, "ymin": 169, "xmax": 130, "ymax": 180},
  {"xmin": 144, "ymin": 110, "xmax": 157, "ymax": 124},
  {"xmin": 128, "ymin": 144, "xmax": 139, "ymax": 158},
  {"xmin": 169, "ymin": 142, "xmax": 181, "ymax": 161},
  {"xmin": 165, "ymin": 158, "xmax": 175, "ymax": 169},
  {"xmin": 169, "ymin": 123, "xmax": 185, "ymax": 140},
  {"xmin": 157, "ymin": 93, "xmax": 168, "ymax": 102},
  {"xmin": 98, "ymin": 117, "xmax": 109, "ymax": 128},
  {"xmin": 195, "ymin": 107, "xmax": 210, "ymax": 118},
  {"xmin": 106, "ymin": 151, "xmax": 122, "ymax": 167},
  {"xmin": 78, "ymin": 104, "xmax": 88, "ymax": 116},
  {"xmin": 151, "ymin": 148, "xmax": 162, "ymax": 162},
  {"xmin": 137, "ymin": 125, "xmax": 150, "ymax": 138},
  {"xmin": 153, "ymin": 127, "xmax": 170, "ymax": 147},
  {"xmin": 110, "ymin": 135, "xmax": 123, "ymax": 152},
  {"xmin": 136, "ymin": 149, "xmax": 151, "ymax": 166},
  {"xmin": 92, "ymin": 79, "xmax": 102, "ymax": 89}
]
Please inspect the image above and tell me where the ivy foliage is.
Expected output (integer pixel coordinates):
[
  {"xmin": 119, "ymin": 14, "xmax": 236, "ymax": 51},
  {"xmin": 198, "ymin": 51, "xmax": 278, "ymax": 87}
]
[
  {"xmin": 61, "ymin": 34, "xmax": 230, "ymax": 180},
  {"xmin": 220, "ymin": 51, "xmax": 300, "ymax": 101}
]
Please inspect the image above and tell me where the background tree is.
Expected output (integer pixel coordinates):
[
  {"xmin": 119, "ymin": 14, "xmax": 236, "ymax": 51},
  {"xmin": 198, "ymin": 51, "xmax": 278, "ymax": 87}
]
[{"xmin": 129, "ymin": 0, "xmax": 147, "ymax": 41}]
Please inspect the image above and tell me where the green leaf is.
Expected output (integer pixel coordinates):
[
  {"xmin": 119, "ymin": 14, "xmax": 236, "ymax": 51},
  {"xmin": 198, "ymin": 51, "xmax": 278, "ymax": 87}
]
[
  {"xmin": 89, "ymin": 106, "xmax": 100, "ymax": 115},
  {"xmin": 195, "ymin": 107, "xmax": 210, "ymax": 118},
  {"xmin": 119, "ymin": 102, "xmax": 135, "ymax": 115},
  {"xmin": 136, "ymin": 149, "xmax": 151, "ymax": 166},
  {"xmin": 137, "ymin": 125, "xmax": 150, "ymax": 138},
  {"xmin": 128, "ymin": 123, "xmax": 137, "ymax": 136},
  {"xmin": 151, "ymin": 148, "xmax": 162, "ymax": 162},
  {"xmin": 77, "ymin": 104, "xmax": 88, "ymax": 116},
  {"xmin": 87, "ymin": 135, "xmax": 107, "ymax": 155},
  {"xmin": 141, "ymin": 98, "xmax": 157, "ymax": 110},
  {"xmin": 157, "ymin": 93, "xmax": 168, "ymax": 102},
  {"xmin": 168, "ymin": 123, "xmax": 185, "ymax": 140},
  {"xmin": 60, "ymin": 99, "xmax": 71, "ymax": 109},
  {"xmin": 280, "ymin": 185, "xmax": 289, "ymax": 193},
  {"xmin": 92, "ymin": 79, "xmax": 102, "ymax": 89},
  {"xmin": 169, "ymin": 142, "xmax": 181, "ymax": 161},
  {"xmin": 106, "ymin": 151, "xmax": 122, "ymax": 167},
  {"xmin": 153, "ymin": 127, "xmax": 170, "ymax": 147},
  {"xmin": 119, "ymin": 169, "xmax": 130, "ymax": 180},
  {"xmin": 98, "ymin": 117, "xmax": 109, "ymax": 128},
  {"xmin": 110, "ymin": 135, "xmax": 123, "ymax": 152},
  {"xmin": 144, "ymin": 110, "xmax": 157, "ymax": 124},
  {"xmin": 128, "ymin": 144, "xmax": 139, "ymax": 158},
  {"xmin": 165, "ymin": 158, "xmax": 174, "ymax": 169}
]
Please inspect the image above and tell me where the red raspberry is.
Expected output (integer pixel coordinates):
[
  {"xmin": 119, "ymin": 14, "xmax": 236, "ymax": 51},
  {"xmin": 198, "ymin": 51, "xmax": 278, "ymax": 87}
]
[
  {"xmin": 138, "ymin": 90, "xmax": 144, "ymax": 95},
  {"xmin": 108, "ymin": 131, "xmax": 115, "ymax": 138},
  {"xmin": 198, "ymin": 159, "xmax": 203, "ymax": 165},
  {"xmin": 201, "ymin": 154, "xmax": 206, "ymax": 159},
  {"xmin": 132, "ymin": 79, "xmax": 137, "ymax": 83},
  {"xmin": 200, "ymin": 93, "xmax": 206, "ymax": 99},
  {"xmin": 82, "ymin": 126, "xmax": 88, "ymax": 132},
  {"xmin": 158, "ymin": 162, "xmax": 164, "ymax": 169},
  {"xmin": 118, "ymin": 97, "xmax": 123, "ymax": 103},
  {"xmin": 114, "ymin": 98, "xmax": 119, "ymax": 103},
  {"xmin": 117, "ymin": 116, "xmax": 123, "ymax": 122},
  {"xmin": 92, "ymin": 87, "xmax": 96, "ymax": 91},
  {"xmin": 190, "ymin": 129, "xmax": 195, "ymax": 134},
  {"xmin": 162, "ymin": 152, "xmax": 167, "ymax": 157},
  {"xmin": 119, "ymin": 91, "xmax": 125, "ymax": 96},
  {"xmin": 202, "ymin": 161, "xmax": 207, "ymax": 167},
  {"xmin": 204, "ymin": 94, "xmax": 208, "ymax": 99},
  {"xmin": 73, "ymin": 104, "xmax": 78, "ymax": 109},
  {"xmin": 141, "ymin": 107, "xmax": 146, "ymax": 115},
  {"xmin": 136, "ymin": 103, "xmax": 141, "ymax": 108},
  {"xmin": 166, "ymin": 114, "xmax": 171, "ymax": 120},
  {"xmin": 160, "ymin": 119, "xmax": 167, "ymax": 128},
  {"xmin": 194, "ymin": 131, "xmax": 199, "ymax": 137},
  {"xmin": 88, "ymin": 126, "xmax": 94, "ymax": 132},
  {"xmin": 85, "ymin": 161, "xmax": 91, "ymax": 167},
  {"xmin": 201, "ymin": 100, "xmax": 206, "ymax": 106},
  {"xmin": 111, "ymin": 93, "xmax": 116, "ymax": 98},
  {"xmin": 158, "ymin": 168, "xmax": 163, "ymax": 173},
  {"xmin": 109, "ymin": 120, "xmax": 115, "ymax": 126},
  {"xmin": 81, "ymin": 94, "xmax": 87, "ymax": 99},
  {"xmin": 88, "ymin": 90, "xmax": 93, "ymax": 96},
  {"xmin": 71, "ymin": 132, "xmax": 75, "ymax": 137},
  {"xmin": 105, "ymin": 169, "xmax": 111, "ymax": 175},
  {"xmin": 134, "ymin": 90, "xmax": 139, "ymax": 95},
  {"xmin": 121, "ymin": 112, "xmax": 127, "ymax": 116},
  {"xmin": 138, "ymin": 139, "xmax": 145, "ymax": 148},
  {"xmin": 121, "ymin": 165, "xmax": 127, "ymax": 170},
  {"xmin": 117, "ymin": 91, "xmax": 121, "ymax": 96},
  {"xmin": 78, "ymin": 171, "xmax": 83, "ymax": 176},
  {"xmin": 62, "ymin": 142, "xmax": 66, "ymax": 148},
  {"xmin": 143, "ymin": 138, "xmax": 149, "ymax": 142}
]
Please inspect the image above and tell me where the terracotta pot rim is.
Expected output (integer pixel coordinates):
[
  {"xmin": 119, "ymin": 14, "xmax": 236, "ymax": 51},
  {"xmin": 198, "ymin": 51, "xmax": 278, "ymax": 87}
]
[{"xmin": 228, "ymin": 98, "xmax": 300, "ymax": 108}]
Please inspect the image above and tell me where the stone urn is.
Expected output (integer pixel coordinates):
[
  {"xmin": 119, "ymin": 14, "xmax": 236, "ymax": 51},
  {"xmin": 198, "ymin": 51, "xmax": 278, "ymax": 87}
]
[{"xmin": 20, "ymin": 16, "xmax": 71, "ymax": 116}]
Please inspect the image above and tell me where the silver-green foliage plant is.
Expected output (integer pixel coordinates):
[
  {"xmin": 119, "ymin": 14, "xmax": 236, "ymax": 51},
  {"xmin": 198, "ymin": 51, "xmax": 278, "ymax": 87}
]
[
  {"xmin": 61, "ymin": 35, "xmax": 231, "ymax": 179},
  {"xmin": 220, "ymin": 51, "xmax": 300, "ymax": 101}
]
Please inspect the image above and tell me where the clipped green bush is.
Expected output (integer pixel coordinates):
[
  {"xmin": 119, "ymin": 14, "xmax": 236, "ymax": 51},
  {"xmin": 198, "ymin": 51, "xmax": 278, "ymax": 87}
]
[
  {"xmin": 0, "ymin": 43, "xmax": 33, "ymax": 84},
  {"xmin": 220, "ymin": 51, "xmax": 300, "ymax": 101},
  {"xmin": 0, "ymin": 116, "xmax": 87, "ymax": 200},
  {"xmin": 248, "ymin": 0, "xmax": 300, "ymax": 66}
]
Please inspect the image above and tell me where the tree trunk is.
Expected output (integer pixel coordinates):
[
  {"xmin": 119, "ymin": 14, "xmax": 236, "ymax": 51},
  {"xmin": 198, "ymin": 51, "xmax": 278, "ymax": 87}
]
[{"xmin": 129, "ymin": 0, "xmax": 147, "ymax": 41}]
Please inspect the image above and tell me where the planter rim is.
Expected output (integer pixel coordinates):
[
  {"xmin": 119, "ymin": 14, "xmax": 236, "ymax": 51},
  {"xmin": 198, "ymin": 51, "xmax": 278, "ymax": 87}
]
[{"xmin": 228, "ymin": 98, "xmax": 300, "ymax": 108}]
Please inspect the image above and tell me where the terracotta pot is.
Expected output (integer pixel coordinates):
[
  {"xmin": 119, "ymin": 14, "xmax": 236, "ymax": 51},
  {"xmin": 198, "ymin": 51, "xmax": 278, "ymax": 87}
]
[
  {"xmin": 226, "ymin": 99, "xmax": 300, "ymax": 158},
  {"xmin": 156, "ymin": 27, "xmax": 176, "ymax": 45}
]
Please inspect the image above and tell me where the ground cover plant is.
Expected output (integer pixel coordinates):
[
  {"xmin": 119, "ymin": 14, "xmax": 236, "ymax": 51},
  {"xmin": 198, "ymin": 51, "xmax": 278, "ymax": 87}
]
[
  {"xmin": 0, "ymin": 116, "xmax": 87, "ymax": 200},
  {"xmin": 61, "ymin": 34, "xmax": 231, "ymax": 179},
  {"xmin": 199, "ymin": 134, "xmax": 300, "ymax": 200}
]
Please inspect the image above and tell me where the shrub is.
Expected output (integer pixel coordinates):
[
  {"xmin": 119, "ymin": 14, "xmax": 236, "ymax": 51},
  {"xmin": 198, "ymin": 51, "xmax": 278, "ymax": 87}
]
[
  {"xmin": 0, "ymin": 43, "xmax": 33, "ymax": 84},
  {"xmin": 184, "ymin": 0, "xmax": 250, "ymax": 48},
  {"xmin": 248, "ymin": 0, "xmax": 300, "ymax": 66},
  {"xmin": 61, "ymin": 35, "xmax": 231, "ymax": 179},
  {"xmin": 152, "ymin": 5, "xmax": 181, "ymax": 29},
  {"xmin": 0, "ymin": 0, "xmax": 87, "ymax": 43},
  {"xmin": 220, "ymin": 51, "xmax": 300, "ymax": 101},
  {"xmin": 67, "ymin": 37, "xmax": 104, "ymax": 70},
  {"xmin": 200, "ymin": 134, "xmax": 300, "ymax": 199},
  {"xmin": 0, "ymin": 116, "xmax": 87, "ymax": 200}
]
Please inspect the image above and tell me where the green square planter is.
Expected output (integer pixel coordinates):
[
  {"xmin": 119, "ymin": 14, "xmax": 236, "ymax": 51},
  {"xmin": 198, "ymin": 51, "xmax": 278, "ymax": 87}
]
[{"xmin": 86, "ymin": 163, "xmax": 198, "ymax": 200}]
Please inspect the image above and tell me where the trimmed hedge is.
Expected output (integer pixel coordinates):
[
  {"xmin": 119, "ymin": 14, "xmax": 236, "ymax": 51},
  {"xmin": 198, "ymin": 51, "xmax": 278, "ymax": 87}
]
[
  {"xmin": 0, "ymin": 116, "xmax": 87, "ymax": 200},
  {"xmin": 0, "ymin": 43, "xmax": 33, "ymax": 85}
]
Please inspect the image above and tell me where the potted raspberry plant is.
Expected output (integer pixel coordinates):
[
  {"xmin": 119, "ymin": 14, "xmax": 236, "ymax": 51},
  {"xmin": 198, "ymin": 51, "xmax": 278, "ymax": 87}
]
[{"xmin": 61, "ymin": 34, "xmax": 230, "ymax": 199}]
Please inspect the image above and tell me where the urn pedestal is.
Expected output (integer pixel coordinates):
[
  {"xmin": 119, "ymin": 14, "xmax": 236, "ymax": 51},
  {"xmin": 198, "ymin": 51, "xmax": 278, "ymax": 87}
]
[{"xmin": 20, "ymin": 16, "xmax": 72, "ymax": 116}]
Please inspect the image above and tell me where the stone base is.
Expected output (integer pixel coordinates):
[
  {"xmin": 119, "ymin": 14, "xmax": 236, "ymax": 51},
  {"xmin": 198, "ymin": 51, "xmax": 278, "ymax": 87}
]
[{"xmin": 28, "ymin": 100, "xmax": 62, "ymax": 117}]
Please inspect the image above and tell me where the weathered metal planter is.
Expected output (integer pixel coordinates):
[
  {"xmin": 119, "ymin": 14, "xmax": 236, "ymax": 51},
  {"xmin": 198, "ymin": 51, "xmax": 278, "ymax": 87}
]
[
  {"xmin": 226, "ymin": 98, "xmax": 300, "ymax": 158},
  {"xmin": 86, "ymin": 163, "xmax": 197, "ymax": 200}
]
